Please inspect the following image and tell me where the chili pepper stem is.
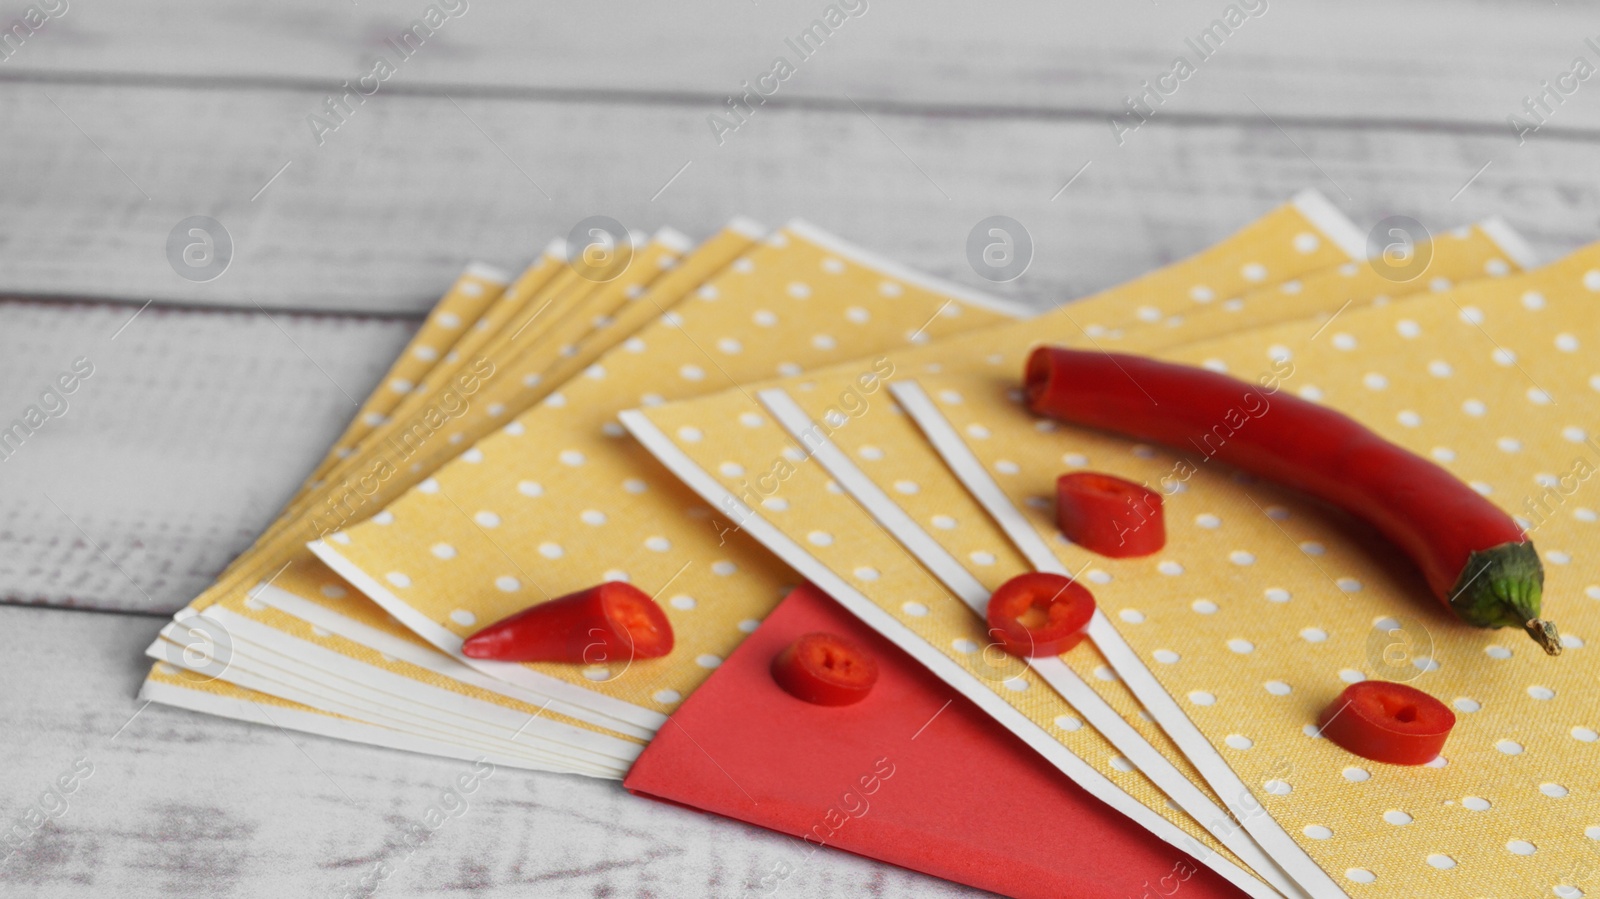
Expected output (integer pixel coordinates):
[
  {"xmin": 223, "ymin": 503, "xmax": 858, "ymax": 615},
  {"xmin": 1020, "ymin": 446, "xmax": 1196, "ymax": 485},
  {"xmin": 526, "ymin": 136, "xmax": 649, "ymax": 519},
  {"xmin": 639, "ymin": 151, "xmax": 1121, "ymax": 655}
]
[
  {"xmin": 1525, "ymin": 618, "xmax": 1562, "ymax": 656},
  {"xmin": 1447, "ymin": 541, "xmax": 1560, "ymax": 656}
]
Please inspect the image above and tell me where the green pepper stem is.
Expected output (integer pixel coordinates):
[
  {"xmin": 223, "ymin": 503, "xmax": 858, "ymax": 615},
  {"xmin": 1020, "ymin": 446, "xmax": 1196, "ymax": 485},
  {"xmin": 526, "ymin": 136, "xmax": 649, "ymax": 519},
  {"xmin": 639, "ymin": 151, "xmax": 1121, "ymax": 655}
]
[{"xmin": 1448, "ymin": 541, "xmax": 1560, "ymax": 656}]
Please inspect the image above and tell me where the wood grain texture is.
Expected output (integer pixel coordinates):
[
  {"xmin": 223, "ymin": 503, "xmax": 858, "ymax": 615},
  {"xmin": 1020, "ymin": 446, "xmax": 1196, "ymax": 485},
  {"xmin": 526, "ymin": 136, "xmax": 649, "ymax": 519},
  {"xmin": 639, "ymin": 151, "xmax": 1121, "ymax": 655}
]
[
  {"xmin": 6, "ymin": 0, "xmax": 1599, "ymax": 126},
  {"xmin": 3, "ymin": 0, "xmax": 1598, "ymax": 313},
  {"xmin": 4, "ymin": 78, "xmax": 1595, "ymax": 314},
  {"xmin": 0, "ymin": 299, "xmax": 415, "ymax": 613},
  {"xmin": 0, "ymin": 605, "xmax": 983, "ymax": 898}
]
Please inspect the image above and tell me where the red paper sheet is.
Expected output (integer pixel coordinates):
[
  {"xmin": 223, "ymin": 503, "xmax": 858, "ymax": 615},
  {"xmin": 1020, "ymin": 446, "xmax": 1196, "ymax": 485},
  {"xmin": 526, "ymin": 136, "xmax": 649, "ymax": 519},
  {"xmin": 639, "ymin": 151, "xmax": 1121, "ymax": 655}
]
[{"xmin": 626, "ymin": 583, "xmax": 1248, "ymax": 899}]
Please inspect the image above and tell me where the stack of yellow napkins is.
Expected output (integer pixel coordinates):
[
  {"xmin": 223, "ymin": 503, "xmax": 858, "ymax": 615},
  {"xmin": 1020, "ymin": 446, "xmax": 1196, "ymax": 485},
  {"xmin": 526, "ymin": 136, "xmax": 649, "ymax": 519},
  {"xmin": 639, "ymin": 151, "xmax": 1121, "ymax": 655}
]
[{"xmin": 147, "ymin": 192, "xmax": 1596, "ymax": 898}]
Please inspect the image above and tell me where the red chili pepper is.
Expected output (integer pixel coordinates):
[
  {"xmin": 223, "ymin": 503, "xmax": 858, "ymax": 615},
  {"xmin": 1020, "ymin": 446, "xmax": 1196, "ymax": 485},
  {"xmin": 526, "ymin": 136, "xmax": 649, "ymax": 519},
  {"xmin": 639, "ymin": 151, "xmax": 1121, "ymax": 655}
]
[
  {"xmin": 1024, "ymin": 346, "xmax": 1560, "ymax": 655},
  {"xmin": 985, "ymin": 571, "xmax": 1097, "ymax": 658},
  {"xmin": 771, "ymin": 632, "xmax": 879, "ymax": 706},
  {"xmin": 1317, "ymin": 680, "xmax": 1455, "ymax": 766},
  {"xmin": 461, "ymin": 582, "xmax": 674, "ymax": 664},
  {"xmin": 1057, "ymin": 472, "xmax": 1165, "ymax": 557}
]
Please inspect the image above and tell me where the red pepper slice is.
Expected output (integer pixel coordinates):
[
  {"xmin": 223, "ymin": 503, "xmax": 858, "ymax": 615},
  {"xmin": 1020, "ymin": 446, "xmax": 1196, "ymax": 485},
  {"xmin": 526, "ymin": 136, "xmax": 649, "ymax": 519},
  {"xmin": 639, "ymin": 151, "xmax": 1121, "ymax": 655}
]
[
  {"xmin": 1024, "ymin": 345, "xmax": 1560, "ymax": 655},
  {"xmin": 985, "ymin": 571, "xmax": 1096, "ymax": 658},
  {"xmin": 771, "ymin": 632, "xmax": 879, "ymax": 706},
  {"xmin": 461, "ymin": 582, "xmax": 674, "ymax": 664},
  {"xmin": 1056, "ymin": 472, "xmax": 1165, "ymax": 558},
  {"xmin": 1317, "ymin": 680, "xmax": 1455, "ymax": 766}
]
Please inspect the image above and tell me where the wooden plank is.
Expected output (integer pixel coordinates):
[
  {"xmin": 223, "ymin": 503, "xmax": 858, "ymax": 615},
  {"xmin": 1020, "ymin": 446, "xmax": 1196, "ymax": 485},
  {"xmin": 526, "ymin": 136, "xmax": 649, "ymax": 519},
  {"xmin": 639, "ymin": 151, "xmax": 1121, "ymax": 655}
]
[
  {"xmin": 0, "ymin": 604, "xmax": 983, "ymax": 898},
  {"xmin": 2, "ymin": 81, "xmax": 1594, "ymax": 314},
  {"xmin": 0, "ymin": 299, "xmax": 414, "ymax": 613},
  {"xmin": 4, "ymin": 0, "xmax": 1596, "ymax": 128}
]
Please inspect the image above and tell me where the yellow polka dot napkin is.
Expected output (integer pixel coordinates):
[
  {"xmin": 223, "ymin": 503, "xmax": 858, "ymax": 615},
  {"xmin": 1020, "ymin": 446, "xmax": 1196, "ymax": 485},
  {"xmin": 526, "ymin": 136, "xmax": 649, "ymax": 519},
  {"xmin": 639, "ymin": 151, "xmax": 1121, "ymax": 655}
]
[
  {"xmin": 292, "ymin": 262, "xmax": 511, "ymax": 501},
  {"xmin": 204, "ymin": 244, "xmax": 570, "ymax": 593},
  {"xmin": 1146, "ymin": 220, "xmax": 1533, "ymax": 351},
  {"xmin": 395, "ymin": 222, "xmax": 772, "ymax": 496},
  {"xmin": 133, "ymin": 188, "xmax": 1584, "ymax": 898},
  {"xmin": 309, "ymin": 221, "xmax": 1026, "ymax": 736},
  {"xmin": 257, "ymin": 237, "xmax": 665, "ymax": 545},
  {"xmin": 290, "ymin": 229, "xmax": 689, "ymax": 540},
  {"xmin": 211, "ymin": 259, "xmax": 519, "ymax": 588},
  {"xmin": 896, "ymin": 243, "xmax": 1600, "ymax": 898},
  {"xmin": 138, "ymin": 255, "xmax": 583, "ymax": 770},
  {"xmin": 724, "ymin": 218, "xmax": 1530, "ymax": 829},
  {"xmin": 196, "ymin": 232, "xmax": 691, "ymax": 615},
  {"xmin": 143, "ymin": 226, "xmax": 771, "ymax": 773},
  {"xmin": 161, "ymin": 583, "xmax": 644, "ymax": 775},
  {"xmin": 141, "ymin": 244, "xmax": 641, "ymax": 774},
  {"xmin": 740, "ymin": 232, "xmax": 1533, "ymax": 890},
  {"xmin": 622, "ymin": 193, "xmax": 1397, "ymax": 896}
]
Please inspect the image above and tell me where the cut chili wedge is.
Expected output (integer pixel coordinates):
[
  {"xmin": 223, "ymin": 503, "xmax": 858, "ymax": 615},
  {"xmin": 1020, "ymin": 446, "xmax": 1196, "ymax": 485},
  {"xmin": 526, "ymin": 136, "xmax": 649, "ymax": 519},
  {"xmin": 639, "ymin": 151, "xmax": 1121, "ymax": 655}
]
[
  {"xmin": 1057, "ymin": 471, "xmax": 1165, "ymax": 558},
  {"xmin": 1317, "ymin": 680, "xmax": 1455, "ymax": 766},
  {"xmin": 985, "ymin": 572, "xmax": 1096, "ymax": 658},
  {"xmin": 771, "ymin": 632, "xmax": 879, "ymax": 706},
  {"xmin": 461, "ymin": 582, "xmax": 674, "ymax": 664}
]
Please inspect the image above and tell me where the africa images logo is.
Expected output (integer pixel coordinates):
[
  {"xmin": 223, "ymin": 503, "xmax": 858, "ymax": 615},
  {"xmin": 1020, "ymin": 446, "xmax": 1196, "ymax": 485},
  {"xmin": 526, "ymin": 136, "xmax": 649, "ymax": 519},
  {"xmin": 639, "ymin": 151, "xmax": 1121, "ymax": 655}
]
[
  {"xmin": 306, "ymin": 0, "xmax": 470, "ymax": 147},
  {"xmin": 1108, "ymin": 0, "xmax": 1269, "ymax": 147}
]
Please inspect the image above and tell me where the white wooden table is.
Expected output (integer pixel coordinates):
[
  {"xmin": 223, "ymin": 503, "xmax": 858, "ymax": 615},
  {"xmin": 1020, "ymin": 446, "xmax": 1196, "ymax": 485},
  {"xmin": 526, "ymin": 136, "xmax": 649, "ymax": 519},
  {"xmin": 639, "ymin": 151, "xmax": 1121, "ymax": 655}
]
[{"xmin": 2, "ymin": 2, "xmax": 1593, "ymax": 895}]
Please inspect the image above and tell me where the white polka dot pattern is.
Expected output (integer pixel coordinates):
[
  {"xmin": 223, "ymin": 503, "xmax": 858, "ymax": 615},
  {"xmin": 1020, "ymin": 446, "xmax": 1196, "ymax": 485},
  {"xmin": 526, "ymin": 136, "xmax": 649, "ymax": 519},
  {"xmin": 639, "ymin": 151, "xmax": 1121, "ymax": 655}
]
[
  {"xmin": 909, "ymin": 245, "xmax": 1600, "ymax": 895},
  {"xmin": 313, "ymin": 222, "xmax": 1018, "ymax": 721},
  {"xmin": 627, "ymin": 200, "xmax": 1385, "ymax": 876}
]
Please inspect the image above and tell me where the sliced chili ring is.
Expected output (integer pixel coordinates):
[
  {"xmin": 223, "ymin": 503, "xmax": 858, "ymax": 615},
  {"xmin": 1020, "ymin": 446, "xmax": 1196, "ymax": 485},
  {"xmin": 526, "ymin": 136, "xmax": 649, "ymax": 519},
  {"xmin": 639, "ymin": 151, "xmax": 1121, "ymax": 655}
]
[
  {"xmin": 985, "ymin": 571, "xmax": 1096, "ymax": 658},
  {"xmin": 1056, "ymin": 471, "xmax": 1165, "ymax": 558},
  {"xmin": 771, "ymin": 632, "xmax": 879, "ymax": 706},
  {"xmin": 461, "ymin": 582, "xmax": 674, "ymax": 664},
  {"xmin": 1317, "ymin": 680, "xmax": 1455, "ymax": 766}
]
